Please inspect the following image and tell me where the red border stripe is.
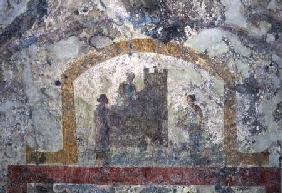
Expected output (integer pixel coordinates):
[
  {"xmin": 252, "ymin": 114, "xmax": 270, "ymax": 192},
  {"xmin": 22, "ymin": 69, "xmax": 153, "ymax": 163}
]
[{"xmin": 8, "ymin": 165, "xmax": 281, "ymax": 193}]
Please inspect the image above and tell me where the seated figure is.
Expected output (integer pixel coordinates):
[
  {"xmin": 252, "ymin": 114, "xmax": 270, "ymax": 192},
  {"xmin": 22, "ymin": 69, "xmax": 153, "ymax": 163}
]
[{"xmin": 117, "ymin": 72, "xmax": 137, "ymax": 106}]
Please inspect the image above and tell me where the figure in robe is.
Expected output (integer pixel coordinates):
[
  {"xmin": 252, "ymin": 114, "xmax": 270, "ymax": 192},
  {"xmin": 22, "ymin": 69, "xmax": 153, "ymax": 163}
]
[
  {"xmin": 177, "ymin": 94, "xmax": 204, "ymax": 165},
  {"xmin": 95, "ymin": 94, "xmax": 111, "ymax": 166},
  {"xmin": 117, "ymin": 72, "xmax": 137, "ymax": 106}
]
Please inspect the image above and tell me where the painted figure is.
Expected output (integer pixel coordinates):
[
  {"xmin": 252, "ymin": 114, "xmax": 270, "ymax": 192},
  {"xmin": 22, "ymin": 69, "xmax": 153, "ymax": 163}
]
[
  {"xmin": 177, "ymin": 94, "xmax": 204, "ymax": 165},
  {"xmin": 95, "ymin": 94, "xmax": 111, "ymax": 166},
  {"xmin": 117, "ymin": 72, "xmax": 137, "ymax": 105}
]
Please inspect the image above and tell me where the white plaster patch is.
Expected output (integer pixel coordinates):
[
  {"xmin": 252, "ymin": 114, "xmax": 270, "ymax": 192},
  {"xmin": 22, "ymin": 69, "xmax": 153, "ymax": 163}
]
[
  {"xmin": 246, "ymin": 21, "xmax": 272, "ymax": 37},
  {"xmin": 221, "ymin": 0, "xmax": 247, "ymax": 28},
  {"xmin": 267, "ymin": 0, "xmax": 278, "ymax": 11},
  {"xmin": 184, "ymin": 28, "xmax": 251, "ymax": 57},
  {"xmin": 48, "ymin": 36, "xmax": 84, "ymax": 60},
  {"xmin": 258, "ymin": 89, "xmax": 282, "ymax": 133},
  {"xmin": 234, "ymin": 58, "xmax": 250, "ymax": 79},
  {"xmin": 184, "ymin": 28, "xmax": 228, "ymax": 56},
  {"xmin": 20, "ymin": 46, "xmax": 64, "ymax": 151},
  {"xmin": 0, "ymin": 0, "xmax": 30, "ymax": 28},
  {"xmin": 89, "ymin": 35, "xmax": 112, "ymax": 49}
]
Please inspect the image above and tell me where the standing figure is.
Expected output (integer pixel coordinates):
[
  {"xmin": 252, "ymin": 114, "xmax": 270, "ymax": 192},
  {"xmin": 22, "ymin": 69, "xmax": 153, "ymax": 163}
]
[
  {"xmin": 177, "ymin": 94, "xmax": 204, "ymax": 165},
  {"xmin": 95, "ymin": 94, "xmax": 111, "ymax": 166},
  {"xmin": 117, "ymin": 72, "xmax": 137, "ymax": 105}
]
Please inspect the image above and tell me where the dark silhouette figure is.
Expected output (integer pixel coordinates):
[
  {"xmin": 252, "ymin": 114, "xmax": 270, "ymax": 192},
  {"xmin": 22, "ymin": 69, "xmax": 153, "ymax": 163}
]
[
  {"xmin": 95, "ymin": 94, "xmax": 111, "ymax": 166},
  {"xmin": 117, "ymin": 72, "xmax": 137, "ymax": 105}
]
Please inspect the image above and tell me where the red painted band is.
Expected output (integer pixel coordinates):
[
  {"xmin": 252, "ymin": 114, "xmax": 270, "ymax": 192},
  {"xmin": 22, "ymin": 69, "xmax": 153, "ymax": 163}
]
[{"xmin": 8, "ymin": 165, "xmax": 281, "ymax": 193}]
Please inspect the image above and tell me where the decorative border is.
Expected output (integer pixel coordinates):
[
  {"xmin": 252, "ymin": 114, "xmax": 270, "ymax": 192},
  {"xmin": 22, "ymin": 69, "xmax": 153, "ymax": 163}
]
[
  {"xmin": 25, "ymin": 39, "xmax": 268, "ymax": 165},
  {"xmin": 8, "ymin": 165, "xmax": 281, "ymax": 193}
]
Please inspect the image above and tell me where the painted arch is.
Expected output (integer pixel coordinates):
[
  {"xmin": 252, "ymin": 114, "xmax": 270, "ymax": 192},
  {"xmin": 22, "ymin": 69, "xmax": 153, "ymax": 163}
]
[{"xmin": 26, "ymin": 39, "xmax": 269, "ymax": 166}]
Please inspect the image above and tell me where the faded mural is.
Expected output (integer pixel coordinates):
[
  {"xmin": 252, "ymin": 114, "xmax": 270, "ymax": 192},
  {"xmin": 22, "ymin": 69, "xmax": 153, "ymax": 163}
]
[
  {"xmin": 74, "ymin": 53, "xmax": 224, "ymax": 167},
  {"xmin": 1, "ymin": 0, "xmax": 282, "ymax": 193}
]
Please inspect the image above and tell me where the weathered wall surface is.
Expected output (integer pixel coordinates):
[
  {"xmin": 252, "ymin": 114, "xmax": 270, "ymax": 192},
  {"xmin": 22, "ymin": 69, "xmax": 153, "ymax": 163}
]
[{"xmin": 0, "ymin": 0, "xmax": 282, "ymax": 192}]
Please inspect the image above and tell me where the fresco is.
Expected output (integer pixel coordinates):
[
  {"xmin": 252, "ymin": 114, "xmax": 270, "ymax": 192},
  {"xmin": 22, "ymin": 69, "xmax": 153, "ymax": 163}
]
[
  {"xmin": 6, "ymin": 40, "xmax": 280, "ymax": 193},
  {"xmin": 74, "ymin": 53, "xmax": 225, "ymax": 166},
  {"xmin": 1, "ymin": 0, "xmax": 282, "ymax": 193}
]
